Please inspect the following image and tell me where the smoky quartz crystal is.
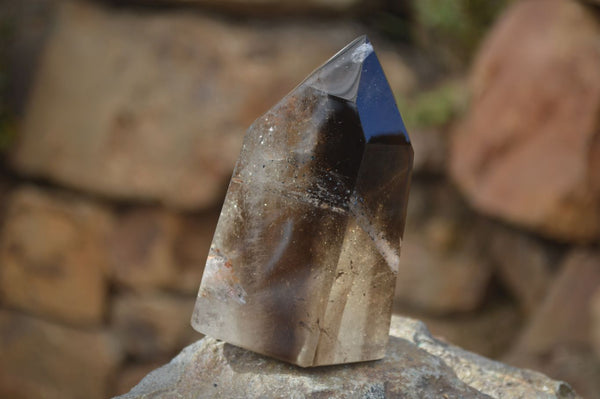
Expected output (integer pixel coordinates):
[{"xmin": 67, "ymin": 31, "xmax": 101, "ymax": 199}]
[{"xmin": 192, "ymin": 36, "xmax": 413, "ymax": 367}]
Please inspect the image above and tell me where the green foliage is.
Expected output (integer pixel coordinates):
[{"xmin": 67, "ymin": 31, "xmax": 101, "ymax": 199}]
[
  {"xmin": 414, "ymin": 0, "xmax": 510, "ymax": 67},
  {"xmin": 398, "ymin": 82, "xmax": 467, "ymax": 129},
  {"xmin": 370, "ymin": 12, "xmax": 413, "ymax": 42}
]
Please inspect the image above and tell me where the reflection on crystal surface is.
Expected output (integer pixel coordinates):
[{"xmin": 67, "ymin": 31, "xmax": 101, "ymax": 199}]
[{"xmin": 192, "ymin": 35, "xmax": 413, "ymax": 367}]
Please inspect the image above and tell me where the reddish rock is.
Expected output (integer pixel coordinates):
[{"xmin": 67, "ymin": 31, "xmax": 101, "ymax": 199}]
[
  {"xmin": 450, "ymin": 0, "xmax": 600, "ymax": 242},
  {"xmin": 12, "ymin": 0, "xmax": 415, "ymax": 210},
  {"xmin": 112, "ymin": 294, "xmax": 198, "ymax": 360},
  {"xmin": 0, "ymin": 309, "xmax": 122, "ymax": 399},
  {"xmin": 0, "ymin": 186, "xmax": 112, "ymax": 325}
]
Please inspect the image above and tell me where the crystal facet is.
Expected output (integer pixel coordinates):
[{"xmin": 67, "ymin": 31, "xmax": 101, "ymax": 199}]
[{"xmin": 192, "ymin": 36, "xmax": 413, "ymax": 367}]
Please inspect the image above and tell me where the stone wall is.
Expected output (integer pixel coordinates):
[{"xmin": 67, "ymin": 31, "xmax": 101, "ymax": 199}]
[{"xmin": 0, "ymin": 0, "xmax": 599, "ymax": 397}]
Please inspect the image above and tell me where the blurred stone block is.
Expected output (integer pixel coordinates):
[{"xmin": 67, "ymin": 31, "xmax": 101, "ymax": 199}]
[
  {"xmin": 12, "ymin": 0, "xmax": 414, "ymax": 210},
  {"xmin": 109, "ymin": 207, "xmax": 217, "ymax": 293},
  {"xmin": 112, "ymin": 293, "xmax": 197, "ymax": 360},
  {"xmin": 592, "ymin": 288, "xmax": 600, "ymax": 358},
  {"xmin": 506, "ymin": 250, "xmax": 600, "ymax": 398},
  {"xmin": 488, "ymin": 224, "xmax": 557, "ymax": 314},
  {"xmin": 0, "ymin": 185, "xmax": 112, "ymax": 325},
  {"xmin": 450, "ymin": 0, "xmax": 600, "ymax": 242},
  {"xmin": 130, "ymin": 0, "xmax": 364, "ymax": 14},
  {"xmin": 394, "ymin": 183, "xmax": 492, "ymax": 314},
  {"xmin": 113, "ymin": 361, "xmax": 169, "ymax": 398},
  {"xmin": 410, "ymin": 127, "xmax": 447, "ymax": 175},
  {"xmin": 0, "ymin": 0, "xmax": 57, "ymax": 114},
  {"xmin": 171, "ymin": 210, "xmax": 219, "ymax": 293},
  {"xmin": 109, "ymin": 208, "xmax": 179, "ymax": 291},
  {"xmin": 0, "ymin": 309, "xmax": 122, "ymax": 399},
  {"xmin": 513, "ymin": 250, "xmax": 600, "ymax": 353}
]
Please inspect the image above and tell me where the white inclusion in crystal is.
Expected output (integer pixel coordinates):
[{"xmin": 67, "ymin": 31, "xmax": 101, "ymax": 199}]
[
  {"xmin": 351, "ymin": 42, "xmax": 374, "ymax": 64},
  {"xmin": 263, "ymin": 218, "xmax": 294, "ymax": 276},
  {"xmin": 348, "ymin": 194, "xmax": 400, "ymax": 273}
]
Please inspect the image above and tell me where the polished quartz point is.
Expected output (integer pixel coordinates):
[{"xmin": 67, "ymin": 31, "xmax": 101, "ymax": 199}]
[{"xmin": 192, "ymin": 35, "xmax": 413, "ymax": 367}]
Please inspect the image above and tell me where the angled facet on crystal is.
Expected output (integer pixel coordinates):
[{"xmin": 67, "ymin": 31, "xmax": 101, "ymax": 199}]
[{"xmin": 192, "ymin": 36, "xmax": 413, "ymax": 367}]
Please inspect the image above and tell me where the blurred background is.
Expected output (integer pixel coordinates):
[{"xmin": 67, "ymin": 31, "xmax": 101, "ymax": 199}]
[{"xmin": 0, "ymin": 0, "xmax": 599, "ymax": 397}]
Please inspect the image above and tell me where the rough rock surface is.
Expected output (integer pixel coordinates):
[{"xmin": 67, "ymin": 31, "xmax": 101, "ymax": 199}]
[
  {"xmin": 450, "ymin": 0, "xmax": 600, "ymax": 242},
  {"xmin": 400, "ymin": 300, "xmax": 522, "ymax": 359},
  {"xmin": 115, "ymin": 316, "xmax": 577, "ymax": 399},
  {"xmin": 12, "ymin": 0, "xmax": 415, "ymax": 210},
  {"xmin": 0, "ymin": 309, "xmax": 122, "ymax": 399},
  {"xmin": 0, "ymin": 185, "xmax": 112, "ymax": 325}
]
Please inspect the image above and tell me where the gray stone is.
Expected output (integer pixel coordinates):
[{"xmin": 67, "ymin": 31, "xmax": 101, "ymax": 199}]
[
  {"xmin": 114, "ymin": 316, "xmax": 577, "ymax": 399},
  {"xmin": 390, "ymin": 317, "xmax": 577, "ymax": 399}
]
